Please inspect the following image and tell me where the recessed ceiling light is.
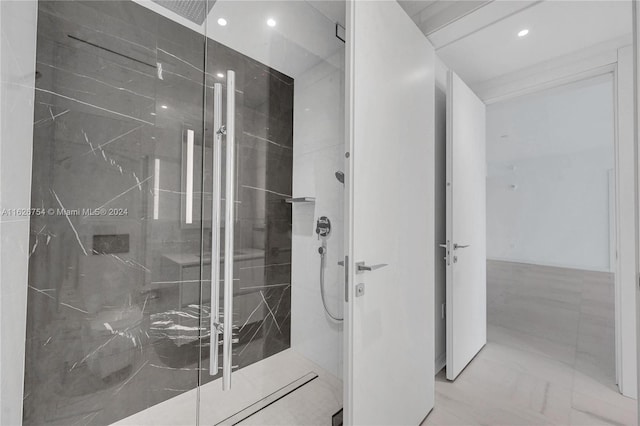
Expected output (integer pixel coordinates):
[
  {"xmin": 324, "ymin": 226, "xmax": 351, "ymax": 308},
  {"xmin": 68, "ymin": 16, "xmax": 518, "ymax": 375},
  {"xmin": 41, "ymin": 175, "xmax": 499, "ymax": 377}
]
[
  {"xmin": 216, "ymin": 72, "xmax": 224, "ymax": 78},
  {"xmin": 217, "ymin": 18, "xmax": 227, "ymax": 26},
  {"xmin": 266, "ymin": 18, "xmax": 276, "ymax": 27},
  {"xmin": 518, "ymin": 29, "xmax": 529, "ymax": 37},
  {"xmin": 161, "ymin": 105, "xmax": 168, "ymax": 109}
]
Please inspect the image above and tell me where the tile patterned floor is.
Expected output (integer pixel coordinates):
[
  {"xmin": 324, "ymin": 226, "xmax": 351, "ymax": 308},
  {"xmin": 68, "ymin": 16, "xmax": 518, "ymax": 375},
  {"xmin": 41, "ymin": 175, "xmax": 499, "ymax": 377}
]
[
  {"xmin": 422, "ymin": 326, "xmax": 636, "ymax": 425},
  {"xmin": 423, "ymin": 260, "xmax": 636, "ymax": 426},
  {"xmin": 486, "ymin": 260, "xmax": 616, "ymax": 384}
]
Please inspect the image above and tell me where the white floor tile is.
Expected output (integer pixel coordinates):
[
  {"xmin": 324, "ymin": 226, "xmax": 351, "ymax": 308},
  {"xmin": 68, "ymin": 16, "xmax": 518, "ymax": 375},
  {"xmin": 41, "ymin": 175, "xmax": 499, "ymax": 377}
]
[{"xmin": 424, "ymin": 260, "xmax": 635, "ymax": 426}]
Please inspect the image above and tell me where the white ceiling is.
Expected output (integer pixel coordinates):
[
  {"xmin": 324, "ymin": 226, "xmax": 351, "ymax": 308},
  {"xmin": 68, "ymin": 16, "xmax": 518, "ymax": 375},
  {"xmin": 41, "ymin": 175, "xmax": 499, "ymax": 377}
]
[
  {"xmin": 402, "ymin": 0, "xmax": 632, "ymax": 89},
  {"xmin": 399, "ymin": 1, "xmax": 490, "ymax": 35},
  {"xmin": 141, "ymin": 0, "xmax": 632, "ymax": 91}
]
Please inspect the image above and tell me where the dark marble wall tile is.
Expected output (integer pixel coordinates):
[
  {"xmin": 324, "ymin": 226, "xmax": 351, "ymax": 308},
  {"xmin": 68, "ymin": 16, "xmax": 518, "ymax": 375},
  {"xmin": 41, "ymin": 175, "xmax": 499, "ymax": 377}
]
[
  {"xmin": 81, "ymin": 1, "xmax": 160, "ymax": 38},
  {"xmin": 35, "ymin": 10, "xmax": 157, "ymax": 125},
  {"xmin": 40, "ymin": 1, "xmax": 159, "ymax": 53}
]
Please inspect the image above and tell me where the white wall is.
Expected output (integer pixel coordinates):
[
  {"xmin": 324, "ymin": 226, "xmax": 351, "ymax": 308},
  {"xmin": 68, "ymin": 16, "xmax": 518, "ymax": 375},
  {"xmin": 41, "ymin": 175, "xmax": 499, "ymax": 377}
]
[
  {"xmin": 0, "ymin": 1, "xmax": 38, "ymax": 424},
  {"xmin": 291, "ymin": 51, "xmax": 344, "ymax": 378},
  {"xmin": 486, "ymin": 75, "xmax": 615, "ymax": 272}
]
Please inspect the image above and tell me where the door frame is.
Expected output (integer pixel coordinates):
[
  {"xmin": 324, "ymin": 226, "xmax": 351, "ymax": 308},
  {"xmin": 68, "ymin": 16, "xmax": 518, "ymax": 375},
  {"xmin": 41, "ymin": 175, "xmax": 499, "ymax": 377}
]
[
  {"xmin": 343, "ymin": 0, "xmax": 356, "ymax": 420},
  {"xmin": 634, "ymin": 0, "xmax": 640, "ymax": 412},
  {"xmin": 481, "ymin": 62, "xmax": 632, "ymax": 397}
]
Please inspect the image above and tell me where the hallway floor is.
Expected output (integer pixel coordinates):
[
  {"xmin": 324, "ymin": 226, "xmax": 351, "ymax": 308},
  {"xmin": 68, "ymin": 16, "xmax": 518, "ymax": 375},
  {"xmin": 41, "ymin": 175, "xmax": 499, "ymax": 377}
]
[{"xmin": 422, "ymin": 324, "xmax": 636, "ymax": 426}]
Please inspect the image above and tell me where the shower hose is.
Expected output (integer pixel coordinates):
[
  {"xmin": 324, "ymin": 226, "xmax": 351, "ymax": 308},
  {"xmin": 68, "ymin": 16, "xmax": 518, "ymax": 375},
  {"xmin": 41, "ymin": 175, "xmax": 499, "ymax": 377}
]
[{"xmin": 318, "ymin": 245, "xmax": 343, "ymax": 322}]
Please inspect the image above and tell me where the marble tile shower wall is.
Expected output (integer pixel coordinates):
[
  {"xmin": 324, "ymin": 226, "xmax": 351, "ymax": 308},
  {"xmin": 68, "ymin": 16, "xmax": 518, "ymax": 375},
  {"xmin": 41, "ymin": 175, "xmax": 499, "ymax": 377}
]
[{"xmin": 23, "ymin": 1, "xmax": 293, "ymax": 425}]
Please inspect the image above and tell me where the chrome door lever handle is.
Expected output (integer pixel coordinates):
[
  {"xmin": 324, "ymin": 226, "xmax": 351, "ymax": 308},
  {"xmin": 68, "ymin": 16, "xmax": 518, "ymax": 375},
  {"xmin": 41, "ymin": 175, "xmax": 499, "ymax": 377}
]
[
  {"xmin": 356, "ymin": 261, "xmax": 388, "ymax": 273},
  {"xmin": 338, "ymin": 260, "xmax": 344, "ymax": 266},
  {"xmin": 438, "ymin": 243, "xmax": 447, "ymax": 249},
  {"xmin": 454, "ymin": 243, "xmax": 470, "ymax": 249}
]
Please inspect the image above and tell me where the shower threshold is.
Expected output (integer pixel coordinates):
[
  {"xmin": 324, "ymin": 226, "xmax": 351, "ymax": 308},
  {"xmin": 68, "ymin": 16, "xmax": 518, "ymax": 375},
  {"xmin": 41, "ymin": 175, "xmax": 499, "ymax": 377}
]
[
  {"xmin": 215, "ymin": 372, "xmax": 319, "ymax": 425},
  {"xmin": 112, "ymin": 349, "xmax": 342, "ymax": 425}
]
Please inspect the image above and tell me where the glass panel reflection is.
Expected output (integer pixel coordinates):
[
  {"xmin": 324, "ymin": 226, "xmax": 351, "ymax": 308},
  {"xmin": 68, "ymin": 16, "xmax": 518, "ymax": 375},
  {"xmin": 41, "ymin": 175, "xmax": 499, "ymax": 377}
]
[{"xmin": 23, "ymin": 1, "xmax": 205, "ymax": 423}]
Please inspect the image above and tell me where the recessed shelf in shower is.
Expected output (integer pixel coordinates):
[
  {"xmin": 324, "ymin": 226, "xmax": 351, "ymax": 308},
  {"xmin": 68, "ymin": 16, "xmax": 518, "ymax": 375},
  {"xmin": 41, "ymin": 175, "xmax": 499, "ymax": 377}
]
[{"xmin": 284, "ymin": 197, "xmax": 316, "ymax": 204}]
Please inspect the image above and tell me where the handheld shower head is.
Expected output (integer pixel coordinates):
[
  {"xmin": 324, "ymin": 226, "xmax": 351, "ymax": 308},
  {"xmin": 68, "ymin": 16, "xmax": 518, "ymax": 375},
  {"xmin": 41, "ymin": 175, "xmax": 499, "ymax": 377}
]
[{"xmin": 335, "ymin": 171, "xmax": 345, "ymax": 184}]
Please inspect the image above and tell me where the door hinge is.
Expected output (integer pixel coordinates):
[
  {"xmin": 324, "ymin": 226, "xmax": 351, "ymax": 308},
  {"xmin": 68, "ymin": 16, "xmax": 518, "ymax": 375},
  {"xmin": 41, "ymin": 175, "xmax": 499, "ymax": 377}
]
[{"xmin": 441, "ymin": 303, "xmax": 446, "ymax": 319}]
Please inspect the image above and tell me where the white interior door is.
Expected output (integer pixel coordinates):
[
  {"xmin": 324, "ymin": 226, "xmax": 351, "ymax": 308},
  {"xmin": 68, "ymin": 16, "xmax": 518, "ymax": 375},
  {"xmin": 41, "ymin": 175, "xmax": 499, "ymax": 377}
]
[
  {"xmin": 445, "ymin": 71, "xmax": 487, "ymax": 380},
  {"xmin": 345, "ymin": 1, "xmax": 435, "ymax": 424}
]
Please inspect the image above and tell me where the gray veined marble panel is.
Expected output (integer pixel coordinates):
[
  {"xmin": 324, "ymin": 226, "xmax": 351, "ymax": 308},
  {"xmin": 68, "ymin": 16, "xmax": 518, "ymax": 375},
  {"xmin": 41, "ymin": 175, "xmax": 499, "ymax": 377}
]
[
  {"xmin": 38, "ymin": 1, "xmax": 159, "ymax": 53},
  {"xmin": 34, "ymin": 19, "xmax": 157, "ymax": 125}
]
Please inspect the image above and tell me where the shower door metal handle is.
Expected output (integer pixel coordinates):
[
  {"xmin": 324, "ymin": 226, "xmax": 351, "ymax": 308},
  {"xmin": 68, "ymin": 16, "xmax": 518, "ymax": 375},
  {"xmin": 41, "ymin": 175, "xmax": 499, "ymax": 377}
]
[
  {"xmin": 210, "ymin": 83, "xmax": 223, "ymax": 377},
  {"xmin": 222, "ymin": 70, "xmax": 236, "ymax": 391}
]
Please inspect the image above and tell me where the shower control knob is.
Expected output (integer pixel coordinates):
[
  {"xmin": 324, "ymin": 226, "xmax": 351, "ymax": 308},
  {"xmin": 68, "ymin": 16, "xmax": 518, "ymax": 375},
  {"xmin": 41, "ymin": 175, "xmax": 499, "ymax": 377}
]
[{"xmin": 316, "ymin": 216, "xmax": 331, "ymax": 238}]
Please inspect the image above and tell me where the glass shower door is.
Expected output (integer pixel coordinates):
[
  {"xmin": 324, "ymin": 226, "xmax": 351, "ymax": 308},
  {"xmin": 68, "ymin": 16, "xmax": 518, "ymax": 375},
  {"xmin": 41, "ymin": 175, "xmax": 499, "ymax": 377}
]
[
  {"xmin": 197, "ymin": 31, "xmax": 299, "ymax": 423},
  {"xmin": 197, "ymin": 0, "xmax": 345, "ymax": 423},
  {"xmin": 22, "ymin": 1, "xmax": 208, "ymax": 424},
  {"xmin": 22, "ymin": 0, "xmax": 344, "ymax": 424}
]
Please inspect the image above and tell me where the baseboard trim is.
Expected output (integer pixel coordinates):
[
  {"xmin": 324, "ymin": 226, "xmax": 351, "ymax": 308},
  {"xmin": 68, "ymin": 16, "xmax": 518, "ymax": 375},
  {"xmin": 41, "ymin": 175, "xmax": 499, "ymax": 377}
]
[{"xmin": 486, "ymin": 257, "xmax": 613, "ymax": 274}]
